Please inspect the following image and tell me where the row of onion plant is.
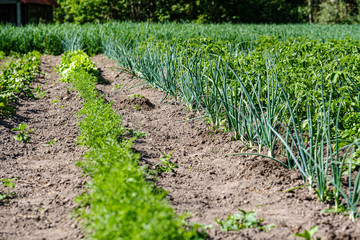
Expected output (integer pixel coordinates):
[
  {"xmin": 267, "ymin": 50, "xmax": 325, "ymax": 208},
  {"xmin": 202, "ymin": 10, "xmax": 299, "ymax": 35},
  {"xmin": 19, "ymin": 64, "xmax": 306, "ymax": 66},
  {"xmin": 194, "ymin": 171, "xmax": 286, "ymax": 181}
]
[{"xmin": 103, "ymin": 37, "xmax": 360, "ymax": 220}]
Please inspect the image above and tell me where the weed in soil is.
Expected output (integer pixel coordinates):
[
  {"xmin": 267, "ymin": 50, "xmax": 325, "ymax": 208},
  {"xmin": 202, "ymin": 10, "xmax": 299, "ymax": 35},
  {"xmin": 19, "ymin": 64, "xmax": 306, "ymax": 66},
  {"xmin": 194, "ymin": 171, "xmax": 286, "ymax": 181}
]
[
  {"xmin": 0, "ymin": 178, "xmax": 17, "ymax": 203},
  {"xmin": 11, "ymin": 123, "xmax": 34, "ymax": 143},
  {"xmin": 156, "ymin": 150, "xmax": 178, "ymax": 173},
  {"xmin": 33, "ymin": 85, "xmax": 47, "ymax": 98},
  {"xmin": 45, "ymin": 138, "xmax": 57, "ymax": 147},
  {"xmin": 294, "ymin": 226, "xmax": 320, "ymax": 240},
  {"xmin": 215, "ymin": 209, "xmax": 275, "ymax": 232},
  {"xmin": 127, "ymin": 128, "xmax": 147, "ymax": 138}
]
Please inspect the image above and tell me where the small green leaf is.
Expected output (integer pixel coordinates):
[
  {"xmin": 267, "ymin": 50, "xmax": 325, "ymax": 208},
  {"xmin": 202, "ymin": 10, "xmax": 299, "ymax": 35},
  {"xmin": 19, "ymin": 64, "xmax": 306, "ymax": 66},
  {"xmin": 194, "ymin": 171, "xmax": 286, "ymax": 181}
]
[
  {"xmin": 308, "ymin": 226, "xmax": 319, "ymax": 236},
  {"xmin": 19, "ymin": 123, "xmax": 27, "ymax": 131}
]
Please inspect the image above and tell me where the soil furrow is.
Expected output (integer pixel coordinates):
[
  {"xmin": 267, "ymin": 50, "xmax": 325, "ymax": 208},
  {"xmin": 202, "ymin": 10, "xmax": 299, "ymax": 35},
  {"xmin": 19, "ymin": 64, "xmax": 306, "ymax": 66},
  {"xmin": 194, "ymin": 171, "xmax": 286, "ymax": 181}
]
[{"xmin": 0, "ymin": 55, "xmax": 85, "ymax": 240}]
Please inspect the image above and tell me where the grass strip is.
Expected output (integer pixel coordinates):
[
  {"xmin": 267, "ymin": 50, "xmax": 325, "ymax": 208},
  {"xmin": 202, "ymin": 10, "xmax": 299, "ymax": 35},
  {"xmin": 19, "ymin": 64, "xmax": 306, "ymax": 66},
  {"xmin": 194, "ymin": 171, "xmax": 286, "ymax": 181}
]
[{"xmin": 56, "ymin": 50, "xmax": 203, "ymax": 240}]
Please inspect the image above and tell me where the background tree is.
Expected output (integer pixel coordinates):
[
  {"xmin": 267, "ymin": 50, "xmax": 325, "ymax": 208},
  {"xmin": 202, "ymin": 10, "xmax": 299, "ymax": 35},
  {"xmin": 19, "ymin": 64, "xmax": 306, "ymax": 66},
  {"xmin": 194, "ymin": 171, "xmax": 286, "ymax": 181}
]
[{"xmin": 53, "ymin": 0, "xmax": 359, "ymax": 24}]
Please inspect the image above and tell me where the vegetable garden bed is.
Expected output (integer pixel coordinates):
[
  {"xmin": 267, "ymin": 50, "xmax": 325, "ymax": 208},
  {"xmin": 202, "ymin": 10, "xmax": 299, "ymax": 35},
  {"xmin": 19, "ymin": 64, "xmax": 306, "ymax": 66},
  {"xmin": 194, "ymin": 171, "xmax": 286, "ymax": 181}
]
[
  {"xmin": 1, "ymin": 52, "xmax": 360, "ymax": 240},
  {"xmin": 2, "ymin": 22, "xmax": 360, "ymax": 239}
]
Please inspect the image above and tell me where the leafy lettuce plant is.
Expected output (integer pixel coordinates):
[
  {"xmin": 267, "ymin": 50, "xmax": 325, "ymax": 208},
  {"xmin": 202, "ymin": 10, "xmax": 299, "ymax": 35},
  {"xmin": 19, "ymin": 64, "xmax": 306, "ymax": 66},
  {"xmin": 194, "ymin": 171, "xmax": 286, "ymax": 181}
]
[{"xmin": 57, "ymin": 50, "xmax": 99, "ymax": 82}]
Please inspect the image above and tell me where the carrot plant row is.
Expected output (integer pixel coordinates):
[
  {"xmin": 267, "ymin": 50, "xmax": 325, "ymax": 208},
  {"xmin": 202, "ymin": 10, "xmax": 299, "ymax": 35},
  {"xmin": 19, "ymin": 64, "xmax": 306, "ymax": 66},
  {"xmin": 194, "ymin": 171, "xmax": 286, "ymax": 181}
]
[{"xmin": 56, "ymin": 50, "xmax": 204, "ymax": 239}]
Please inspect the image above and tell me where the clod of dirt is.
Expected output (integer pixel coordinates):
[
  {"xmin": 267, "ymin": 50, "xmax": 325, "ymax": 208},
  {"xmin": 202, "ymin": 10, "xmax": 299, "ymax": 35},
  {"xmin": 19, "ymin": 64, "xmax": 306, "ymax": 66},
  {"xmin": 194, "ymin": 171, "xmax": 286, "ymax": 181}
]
[{"xmin": 117, "ymin": 97, "xmax": 155, "ymax": 111}]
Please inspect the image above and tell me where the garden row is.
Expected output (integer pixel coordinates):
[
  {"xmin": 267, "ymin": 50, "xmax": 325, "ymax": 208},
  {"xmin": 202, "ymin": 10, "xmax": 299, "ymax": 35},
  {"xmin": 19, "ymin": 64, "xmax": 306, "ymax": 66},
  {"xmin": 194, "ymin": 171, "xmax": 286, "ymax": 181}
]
[
  {"xmin": 104, "ymin": 31, "xmax": 360, "ymax": 220},
  {"xmin": 1, "ymin": 23, "xmax": 360, "ymax": 55},
  {"xmin": 0, "ymin": 51, "xmax": 41, "ymax": 115},
  {"xmin": 56, "ymin": 50, "xmax": 204, "ymax": 239}
]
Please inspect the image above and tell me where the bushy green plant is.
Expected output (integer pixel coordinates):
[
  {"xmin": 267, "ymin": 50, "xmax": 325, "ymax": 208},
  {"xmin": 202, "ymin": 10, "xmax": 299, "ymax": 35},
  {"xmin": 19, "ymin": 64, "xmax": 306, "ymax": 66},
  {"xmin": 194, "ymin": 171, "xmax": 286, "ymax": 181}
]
[
  {"xmin": 0, "ymin": 51, "xmax": 41, "ymax": 115},
  {"xmin": 57, "ymin": 50, "xmax": 99, "ymax": 82}
]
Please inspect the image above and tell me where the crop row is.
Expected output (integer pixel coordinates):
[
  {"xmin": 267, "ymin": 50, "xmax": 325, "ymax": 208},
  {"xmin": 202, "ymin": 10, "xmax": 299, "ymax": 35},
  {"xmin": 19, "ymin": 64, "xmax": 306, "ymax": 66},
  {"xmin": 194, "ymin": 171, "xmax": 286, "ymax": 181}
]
[
  {"xmin": 56, "ymin": 50, "xmax": 204, "ymax": 239},
  {"xmin": 0, "ymin": 51, "xmax": 41, "ymax": 115},
  {"xmin": 1, "ymin": 23, "xmax": 360, "ymax": 55},
  {"xmin": 105, "ymin": 34, "xmax": 360, "ymax": 220}
]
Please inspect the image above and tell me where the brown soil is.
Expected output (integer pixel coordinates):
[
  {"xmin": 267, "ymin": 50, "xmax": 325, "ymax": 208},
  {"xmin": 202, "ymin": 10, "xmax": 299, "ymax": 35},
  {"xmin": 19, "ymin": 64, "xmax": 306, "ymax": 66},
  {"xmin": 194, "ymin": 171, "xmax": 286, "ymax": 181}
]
[
  {"xmin": 0, "ymin": 55, "xmax": 86, "ymax": 240},
  {"xmin": 91, "ymin": 54, "xmax": 360, "ymax": 240},
  {"xmin": 1, "ymin": 54, "xmax": 360, "ymax": 240}
]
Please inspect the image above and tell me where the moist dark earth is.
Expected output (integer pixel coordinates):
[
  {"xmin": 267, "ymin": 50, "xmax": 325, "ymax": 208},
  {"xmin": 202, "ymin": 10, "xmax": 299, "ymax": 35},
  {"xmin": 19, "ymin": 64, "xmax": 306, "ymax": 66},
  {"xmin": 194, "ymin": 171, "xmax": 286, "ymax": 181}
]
[{"xmin": 1, "ymin": 55, "xmax": 360, "ymax": 240}]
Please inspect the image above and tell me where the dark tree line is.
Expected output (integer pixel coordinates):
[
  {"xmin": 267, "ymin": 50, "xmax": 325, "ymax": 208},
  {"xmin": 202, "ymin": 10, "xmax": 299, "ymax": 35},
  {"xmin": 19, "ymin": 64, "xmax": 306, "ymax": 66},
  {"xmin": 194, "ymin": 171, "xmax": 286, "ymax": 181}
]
[{"xmin": 54, "ymin": 0, "xmax": 360, "ymax": 24}]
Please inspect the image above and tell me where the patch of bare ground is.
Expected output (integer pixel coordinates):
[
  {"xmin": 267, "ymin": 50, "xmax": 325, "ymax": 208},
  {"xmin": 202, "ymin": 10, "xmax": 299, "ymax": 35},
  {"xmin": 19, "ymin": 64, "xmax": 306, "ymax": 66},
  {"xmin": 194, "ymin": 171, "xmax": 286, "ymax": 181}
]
[
  {"xmin": 0, "ymin": 55, "xmax": 86, "ymax": 240},
  {"xmin": 91, "ymin": 54, "xmax": 360, "ymax": 240}
]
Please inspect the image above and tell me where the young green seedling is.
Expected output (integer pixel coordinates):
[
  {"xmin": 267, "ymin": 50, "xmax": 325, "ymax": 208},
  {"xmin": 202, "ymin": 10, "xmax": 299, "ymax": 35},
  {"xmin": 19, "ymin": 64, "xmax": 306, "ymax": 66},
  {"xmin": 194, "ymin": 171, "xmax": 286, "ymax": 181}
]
[
  {"xmin": 33, "ymin": 85, "xmax": 47, "ymax": 98},
  {"xmin": 294, "ymin": 226, "xmax": 320, "ymax": 240},
  {"xmin": 59, "ymin": 104, "xmax": 69, "ymax": 109},
  {"xmin": 114, "ymin": 83, "xmax": 123, "ymax": 89},
  {"xmin": 131, "ymin": 94, "xmax": 145, "ymax": 99},
  {"xmin": 128, "ymin": 129, "xmax": 147, "ymax": 138},
  {"xmin": 0, "ymin": 178, "xmax": 17, "ymax": 202},
  {"xmin": 321, "ymin": 205, "xmax": 348, "ymax": 216},
  {"xmin": 133, "ymin": 104, "xmax": 141, "ymax": 111},
  {"xmin": 45, "ymin": 138, "xmax": 57, "ymax": 147},
  {"xmin": 12, "ymin": 123, "xmax": 34, "ymax": 143},
  {"xmin": 180, "ymin": 214, "xmax": 212, "ymax": 239},
  {"xmin": 156, "ymin": 150, "xmax": 178, "ymax": 173},
  {"xmin": 215, "ymin": 209, "xmax": 275, "ymax": 232}
]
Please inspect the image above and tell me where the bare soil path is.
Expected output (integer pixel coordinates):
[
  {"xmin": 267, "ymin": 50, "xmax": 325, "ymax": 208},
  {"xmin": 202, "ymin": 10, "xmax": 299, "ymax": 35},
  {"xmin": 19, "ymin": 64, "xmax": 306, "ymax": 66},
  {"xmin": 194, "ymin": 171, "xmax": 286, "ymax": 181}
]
[{"xmin": 0, "ymin": 55, "xmax": 85, "ymax": 240}]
